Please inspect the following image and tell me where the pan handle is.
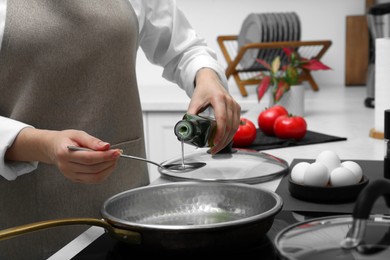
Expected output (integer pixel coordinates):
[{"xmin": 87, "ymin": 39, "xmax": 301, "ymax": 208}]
[
  {"xmin": 0, "ymin": 218, "xmax": 141, "ymax": 244},
  {"xmin": 341, "ymin": 179, "xmax": 390, "ymax": 249}
]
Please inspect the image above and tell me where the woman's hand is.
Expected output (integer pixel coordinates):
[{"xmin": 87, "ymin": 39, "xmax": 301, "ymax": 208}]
[
  {"xmin": 5, "ymin": 128, "xmax": 121, "ymax": 183},
  {"xmin": 188, "ymin": 68, "xmax": 241, "ymax": 154}
]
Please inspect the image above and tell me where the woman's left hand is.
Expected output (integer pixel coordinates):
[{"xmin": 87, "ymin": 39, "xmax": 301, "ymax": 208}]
[{"xmin": 188, "ymin": 68, "xmax": 241, "ymax": 154}]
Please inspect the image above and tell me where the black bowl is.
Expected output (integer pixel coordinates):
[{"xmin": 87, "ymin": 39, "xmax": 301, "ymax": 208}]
[{"xmin": 288, "ymin": 175, "xmax": 369, "ymax": 204}]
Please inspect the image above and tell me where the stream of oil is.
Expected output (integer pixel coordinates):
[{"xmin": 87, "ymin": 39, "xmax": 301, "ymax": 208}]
[
  {"xmin": 181, "ymin": 139, "xmax": 186, "ymax": 169},
  {"xmin": 162, "ymin": 139, "xmax": 206, "ymax": 172}
]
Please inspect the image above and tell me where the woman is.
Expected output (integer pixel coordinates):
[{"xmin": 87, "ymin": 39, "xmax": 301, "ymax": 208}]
[{"xmin": 0, "ymin": 0, "xmax": 240, "ymax": 258}]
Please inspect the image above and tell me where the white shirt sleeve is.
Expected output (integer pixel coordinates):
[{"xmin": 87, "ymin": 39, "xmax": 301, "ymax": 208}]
[
  {"xmin": 0, "ymin": 117, "xmax": 38, "ymax": 180},
  {"xmin": 129, "ymin": 0, "xmax": 228, "ymax": 97}
]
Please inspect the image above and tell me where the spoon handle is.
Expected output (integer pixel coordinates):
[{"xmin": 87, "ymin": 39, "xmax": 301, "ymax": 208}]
[
  {"xmin": 118, "ymin": 153, "xmax": 162, "ymax": 168},
  {"xmin": 67, "ymin": 146, "xmax": 162, "ymax": 168}
]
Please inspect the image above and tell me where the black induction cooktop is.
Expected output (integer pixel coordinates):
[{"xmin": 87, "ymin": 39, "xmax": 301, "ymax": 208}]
[{"xmin": 71, "ymin": 211, "xmax": 308, "ymax": 259}]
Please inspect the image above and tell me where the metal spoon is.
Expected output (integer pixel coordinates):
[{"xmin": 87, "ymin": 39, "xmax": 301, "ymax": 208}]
[{"xmin": 67, "ymin": 146, "xmax": 205, "ymax": 173}]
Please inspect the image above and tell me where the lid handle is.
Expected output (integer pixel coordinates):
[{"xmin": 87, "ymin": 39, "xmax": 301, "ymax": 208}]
[
  {"xmin": 341, "ymin": 179, "xmax": 390, "ymax": 249},
  {"xmin": 216, "ymin": 141, "xmax": 235, "ymax": 154}
]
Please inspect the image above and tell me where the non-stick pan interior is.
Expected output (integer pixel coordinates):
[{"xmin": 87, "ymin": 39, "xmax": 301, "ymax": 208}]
[{"xmin": 102, "ymin": 182, "xmax": 282, "ymax": 230}]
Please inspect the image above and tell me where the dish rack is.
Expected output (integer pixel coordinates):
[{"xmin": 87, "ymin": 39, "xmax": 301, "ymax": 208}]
[{"xmin": 217, "ymin": 35, "xmax": 332, "ymax": 97}]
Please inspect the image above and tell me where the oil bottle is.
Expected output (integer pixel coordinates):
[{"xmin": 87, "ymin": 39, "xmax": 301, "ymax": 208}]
[{"xmin": 174, "ymin": 113, "xmax": 217, "ymax": 148}]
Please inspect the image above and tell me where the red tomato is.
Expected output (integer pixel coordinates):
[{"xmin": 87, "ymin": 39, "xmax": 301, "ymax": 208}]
[
  {"xmin": 258, "ymin": 105, "xmax": 288, "ymax": 136},
  {"xmin": 232, "ymin": 118, "xmax": 257, "ymax": 147},
  {"xmin": 273, "ymin": 115, "xmax": 307, "ymax": 140}
]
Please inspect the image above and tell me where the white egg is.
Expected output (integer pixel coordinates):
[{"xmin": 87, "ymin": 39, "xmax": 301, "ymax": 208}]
[
  {"xmin": 330, "ymin": 167, "xmax": 358, "ymax": 187},
  {"xmin": 291, "ymin": 162, "xmax": 310, "ymax": 184},
  {"xmin": 316, "ymin": 150, "xmax": 341, "ymax": 173},
  {"xmin": 304, "ymin": 162, "xmax": 330, "ymax": 187},
  {"xmin": 341, "ymin": 161, "xmax": 363, "ymax": 183}
]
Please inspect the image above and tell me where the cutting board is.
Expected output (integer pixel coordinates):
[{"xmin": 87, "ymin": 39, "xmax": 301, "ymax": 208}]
[{"xmin": 345, "ymin": 15, "xmax": 370, "ymax": 86}]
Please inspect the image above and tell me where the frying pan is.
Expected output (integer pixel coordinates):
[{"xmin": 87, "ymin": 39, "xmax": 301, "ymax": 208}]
[{"xmin": 0, "ymin": 182, "xmax": 282, "ymax": 252}]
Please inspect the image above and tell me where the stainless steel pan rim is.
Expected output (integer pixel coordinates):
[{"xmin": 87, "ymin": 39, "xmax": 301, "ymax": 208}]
[
  {"xmin": 101, "ymin": 181, "xmax": 283, "ymax": 231},
  {"xmin": 0, "ymin": 181, "xmax": 283, "ymax": 251}
]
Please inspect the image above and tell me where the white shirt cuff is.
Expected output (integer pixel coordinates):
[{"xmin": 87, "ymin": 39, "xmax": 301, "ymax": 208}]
[
  {"xmin": 0, "ymin": 117, "xmax": 38, "ymax": 180},
  {"xmin": 179, "ymin": 54, "xmax": 229, "ymax": 98}
]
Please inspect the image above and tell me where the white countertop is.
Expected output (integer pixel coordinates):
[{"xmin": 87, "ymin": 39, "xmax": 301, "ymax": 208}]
[
  {"xmin": 50, "ymin": 84, "xmax": 384, "ymax": 259},
  {"xmin": 139, "ymin": 81, "xmax": 259, "ymax": 112}
]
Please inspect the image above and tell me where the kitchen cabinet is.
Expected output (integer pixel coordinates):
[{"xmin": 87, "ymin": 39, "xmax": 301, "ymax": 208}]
[{"xmin": 345, "ymin": 15, "xmax": 369, "ymax": 86}]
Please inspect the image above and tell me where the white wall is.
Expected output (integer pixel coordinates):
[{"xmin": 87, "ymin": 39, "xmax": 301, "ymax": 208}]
[{"xmin": 136, "ymin": 0, "xmax": 368, "ymax": 91}]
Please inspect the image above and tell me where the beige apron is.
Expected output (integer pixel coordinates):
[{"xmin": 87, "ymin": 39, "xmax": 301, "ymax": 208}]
[{"xmin": 0, "ymin": 0, "xmax": 149, "ymax": 258}]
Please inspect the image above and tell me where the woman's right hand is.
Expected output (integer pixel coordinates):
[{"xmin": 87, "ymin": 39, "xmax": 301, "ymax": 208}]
[{"xmin": 5, "ymin": 128, "xmax": 121, "ymax": 183}]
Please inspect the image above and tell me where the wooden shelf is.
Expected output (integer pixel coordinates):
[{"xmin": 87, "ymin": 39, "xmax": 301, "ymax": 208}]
[{"xmin": 217, "ymin": 35, "xmax": 332, "ymax": 97}]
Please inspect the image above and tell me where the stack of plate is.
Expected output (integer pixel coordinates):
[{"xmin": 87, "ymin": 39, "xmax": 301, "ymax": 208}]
[{"xmin": 238, "ymin": 12, "xmax": 301, "ymax": 70}]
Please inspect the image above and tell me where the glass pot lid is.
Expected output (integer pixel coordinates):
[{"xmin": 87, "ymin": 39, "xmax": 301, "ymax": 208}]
[
  {"xmin": 275, "ymin": 215, "xmax": 390, "ymax": 260},
  {"xmin": 158, "ymin": 147, "xmax": 289, "ymax": 184}
]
